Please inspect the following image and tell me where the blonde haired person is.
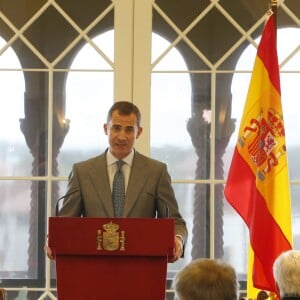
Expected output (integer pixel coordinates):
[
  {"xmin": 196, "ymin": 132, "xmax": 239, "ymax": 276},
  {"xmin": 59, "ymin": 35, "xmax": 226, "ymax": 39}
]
[
  {"xmin": 273, "ymin": 250, "xmax": 300, "ymax": 300},
  {"xmin": 173, "ymin": 258, "xmax": 239, "ymax": 300}
]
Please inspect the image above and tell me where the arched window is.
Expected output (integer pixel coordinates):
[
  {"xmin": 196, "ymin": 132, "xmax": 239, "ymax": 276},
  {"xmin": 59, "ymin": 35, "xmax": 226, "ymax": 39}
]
[{"xmin": 58, "ymin": 31, "xmax": 114, "ymax": 176}]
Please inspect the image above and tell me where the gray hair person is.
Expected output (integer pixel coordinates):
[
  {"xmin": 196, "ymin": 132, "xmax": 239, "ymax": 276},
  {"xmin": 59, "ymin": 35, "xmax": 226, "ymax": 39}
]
[
  {"xmin": 273, "ymin": 250, "xmax": 300, "ymax": 299},
  {"xmin": 173, "ymin": 258, "xmax": 239, "ymax": 300}
]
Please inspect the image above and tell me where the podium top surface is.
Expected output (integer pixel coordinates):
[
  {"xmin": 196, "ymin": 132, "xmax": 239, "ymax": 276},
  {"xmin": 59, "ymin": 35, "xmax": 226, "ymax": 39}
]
[{"xmin": 48, "ymin": 217, "xmax": 175, "ymax": 258}]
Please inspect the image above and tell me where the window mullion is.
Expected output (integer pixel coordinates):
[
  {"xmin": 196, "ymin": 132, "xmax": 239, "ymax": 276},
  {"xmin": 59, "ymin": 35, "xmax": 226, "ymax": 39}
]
[
  {"xmin": 113, "ymin": 0, "xmax": 134, "ymax": 101},
  {"xmin": 132, "ymin": 0, "xmax": 152, "ymax": 156}
]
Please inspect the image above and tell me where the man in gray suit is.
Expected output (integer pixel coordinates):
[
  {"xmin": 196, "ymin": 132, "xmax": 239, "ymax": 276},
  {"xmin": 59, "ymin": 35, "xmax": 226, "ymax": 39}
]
[{"xmin": 46, "ymin": 101, "xmax": 187, "ymax": 262}]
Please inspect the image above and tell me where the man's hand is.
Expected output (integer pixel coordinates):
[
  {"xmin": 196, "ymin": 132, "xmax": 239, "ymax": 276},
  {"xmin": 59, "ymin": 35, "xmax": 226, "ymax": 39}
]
[
  {"xmin": 169, "ymin": 235, "xmax": 184, "ymax": 263},
  {"xmin": 44, "ymin": 236, "xmax": 55, "ymax": 260}
]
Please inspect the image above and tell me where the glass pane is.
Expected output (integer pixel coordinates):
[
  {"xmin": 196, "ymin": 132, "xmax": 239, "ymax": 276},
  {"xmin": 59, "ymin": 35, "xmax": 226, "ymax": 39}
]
[
  {"xmin": 0, "ymin": 180, "xmax": 45, "ymax": 280},
  {"xmin": 23, "ymin": 6, "xmax": 78, "ymax": 62},
  {"xmin": 167, "ymin": 183, "xmax": 195, "ymax": 278},
  {"xmin": 154, "ymin": 0, "xmax": 210, "ymax": 31},
  {"xmin": 282, "ymin": 73, "xmax": 300, "ymax": 181},
  {"xmin": 52, "ymin": 181, "xmax": 68, "ymax": 216},
  {"xmin": 0, "ymin": 1, "xmax": 48, "ymax": 29},
  {"xmin": 278, "ymin": 28, "xmax": 300, "ymax": 71},
  {"xmin": 150, "ymin": 72, "xmax": 197, "ymax": 179},
  {"xmin": 54, "ymin": 8, "xmax": 114, "ymax": 68},
  {"xmin": 186, "ymin": 8, "xmax": 241, "ymax": 65},
  {"xmin": 291, "ymin": 185, "xmax": 300, "ymax": 249},
  {"xmin": 152, "ymin": 32, "xmax": 188, "ymax": 71},
  {"xmin": 69, "ymin": 31, "xmax": 114, "ymax": 70},
  {"xmin": 220, "ymin": 0, "xmax": 268, "ymax": 30},
  {"xmin": 222, "ymin": 189, "xmax": 248, "ymax": 280},
  {"xmin": 55, "ymin": 0, "xmax": 112, "ymax": 29},
  {"xmin": 174, "ymin": 183, "xmax": 194, "ymax": 261}
]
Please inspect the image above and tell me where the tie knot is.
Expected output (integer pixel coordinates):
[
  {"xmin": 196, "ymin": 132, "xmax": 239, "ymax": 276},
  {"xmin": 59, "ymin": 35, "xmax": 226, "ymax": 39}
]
[{"xmin": 116, "ymin": 160, "xmax": 124, "ymax": 170}]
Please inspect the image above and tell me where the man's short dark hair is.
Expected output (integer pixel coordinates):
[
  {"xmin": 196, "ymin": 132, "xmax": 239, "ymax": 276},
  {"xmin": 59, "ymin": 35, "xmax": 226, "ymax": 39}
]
[{"xmin": 107, "ymin": 101, "xmax": 141, "ymax": 126}]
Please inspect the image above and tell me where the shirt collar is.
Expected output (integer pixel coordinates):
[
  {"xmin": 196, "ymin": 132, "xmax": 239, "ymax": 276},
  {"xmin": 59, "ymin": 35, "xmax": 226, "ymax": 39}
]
[{"xmin": 106, "ymin": 148, "xmax": 134, "ymax": 167}]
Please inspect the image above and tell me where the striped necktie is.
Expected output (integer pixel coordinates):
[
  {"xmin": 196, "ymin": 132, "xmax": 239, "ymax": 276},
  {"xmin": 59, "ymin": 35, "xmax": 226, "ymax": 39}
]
[{"xmin": 112, "ymin": 160, "xmax": 125, "ymax": 217}]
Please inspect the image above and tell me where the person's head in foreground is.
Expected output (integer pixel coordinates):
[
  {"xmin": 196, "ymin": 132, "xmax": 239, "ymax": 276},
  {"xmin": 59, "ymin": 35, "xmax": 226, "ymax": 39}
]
[
  {"xmin": 173, "ymin": 258, "xmax": 239, "ymax": 300},
  {"xmin": 273, "ymin": 250, "xmax": 300, "ymax": 299}
]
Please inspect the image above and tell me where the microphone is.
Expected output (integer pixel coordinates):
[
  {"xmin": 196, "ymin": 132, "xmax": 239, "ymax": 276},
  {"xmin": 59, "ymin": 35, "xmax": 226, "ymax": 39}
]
[{"xmin": 55, "ymin": 188, "xmax": 79, "ymax": 216}]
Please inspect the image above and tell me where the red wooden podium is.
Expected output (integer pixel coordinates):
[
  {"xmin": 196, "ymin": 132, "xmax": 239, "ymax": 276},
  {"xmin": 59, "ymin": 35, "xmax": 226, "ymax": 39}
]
[{"xmin": 48, "ymin": 217, "xmax": 175, "ymax": 300}]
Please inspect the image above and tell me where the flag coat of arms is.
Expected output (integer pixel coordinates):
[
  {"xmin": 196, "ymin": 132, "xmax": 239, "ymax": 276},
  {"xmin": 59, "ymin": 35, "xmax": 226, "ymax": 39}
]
[{"xmin": 224, "ymin": 12, "xmax": 292, "ymax": 296}]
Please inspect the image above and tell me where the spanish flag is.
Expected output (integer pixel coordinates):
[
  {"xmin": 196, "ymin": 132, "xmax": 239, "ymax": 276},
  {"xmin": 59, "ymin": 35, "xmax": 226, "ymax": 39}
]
[{"xmin": 224, "ymin": 12, "xmax": 292, "ymax": 297}]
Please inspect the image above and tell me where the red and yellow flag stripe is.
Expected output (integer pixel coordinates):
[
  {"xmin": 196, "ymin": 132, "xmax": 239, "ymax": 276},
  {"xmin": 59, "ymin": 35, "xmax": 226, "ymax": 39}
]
[{"xmin": 224, "ymin": 13, "xmax": 292, "ymax": 296}]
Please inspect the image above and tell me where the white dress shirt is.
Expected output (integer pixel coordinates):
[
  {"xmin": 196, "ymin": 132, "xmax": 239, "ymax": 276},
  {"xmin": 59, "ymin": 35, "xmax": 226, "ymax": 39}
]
[{"xmin": 106, "ymin": 150, "xmax": 134, "ymax": 194}]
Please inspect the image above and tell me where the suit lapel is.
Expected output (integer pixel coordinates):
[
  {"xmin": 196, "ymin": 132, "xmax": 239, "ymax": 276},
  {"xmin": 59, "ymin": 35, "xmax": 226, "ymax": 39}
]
[
  {"xmin": 123, "ymin": 152, "xmax": 148, "ymax": 216},
  {"xmin": 88, "ymin": 154, "xmax": 115, "ymax": 217}
]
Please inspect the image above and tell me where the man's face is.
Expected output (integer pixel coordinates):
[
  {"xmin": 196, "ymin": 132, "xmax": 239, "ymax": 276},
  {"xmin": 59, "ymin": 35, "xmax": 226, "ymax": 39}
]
[{"xmin": 104, "ymin": 111, "xmax": 142, "ymax": 159}]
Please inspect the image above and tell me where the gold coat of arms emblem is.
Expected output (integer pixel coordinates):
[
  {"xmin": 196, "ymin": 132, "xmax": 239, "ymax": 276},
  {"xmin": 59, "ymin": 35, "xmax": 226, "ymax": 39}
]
[
  {"xmin": 238, "ymin": 108, "xmax": 286, "ymax": 181},
  {"xmin": 96, "ymin": 221, "xmax": 125, "ymax": 251}
]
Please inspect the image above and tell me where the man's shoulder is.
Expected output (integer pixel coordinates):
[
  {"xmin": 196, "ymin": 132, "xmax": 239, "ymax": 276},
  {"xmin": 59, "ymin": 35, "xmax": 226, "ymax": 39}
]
[
  {"xmin": 134, "ymin": 151, "xmax": 166, "ymax": 168},
  {"xmin": 73, "ymin": 153, "xmax": 105, "ymax": 168}
]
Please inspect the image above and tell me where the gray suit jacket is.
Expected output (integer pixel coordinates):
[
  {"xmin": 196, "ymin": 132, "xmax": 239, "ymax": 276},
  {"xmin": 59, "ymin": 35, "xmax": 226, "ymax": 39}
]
[{"xmin": 59, "ymin": 150, "xmax": 187, "ymax": 242}]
